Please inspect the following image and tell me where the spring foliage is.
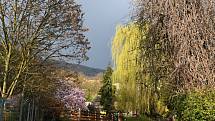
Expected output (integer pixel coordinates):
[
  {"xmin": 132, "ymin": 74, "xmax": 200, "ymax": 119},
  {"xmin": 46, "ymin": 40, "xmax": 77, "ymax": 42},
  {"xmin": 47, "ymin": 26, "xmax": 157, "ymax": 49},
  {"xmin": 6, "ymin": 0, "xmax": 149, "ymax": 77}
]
[
  {"xmin": 112, "ymin": 0, "xmax": 215, "ymax": 120},
  {"xmin": 171, "ymin": 89, "xmax": 215, "ymax": 121},
  {"xmin": 112, "ymin": 23, "xmax": 152, "ymax": 113}
]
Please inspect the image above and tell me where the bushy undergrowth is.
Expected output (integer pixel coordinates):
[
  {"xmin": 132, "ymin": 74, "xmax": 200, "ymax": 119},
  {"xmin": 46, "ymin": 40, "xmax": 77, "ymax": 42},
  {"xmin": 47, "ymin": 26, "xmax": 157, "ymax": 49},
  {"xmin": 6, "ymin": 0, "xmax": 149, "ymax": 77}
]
[{"xmin": 171, "ymin": 89, "xmax": 215, "ymax": 121}]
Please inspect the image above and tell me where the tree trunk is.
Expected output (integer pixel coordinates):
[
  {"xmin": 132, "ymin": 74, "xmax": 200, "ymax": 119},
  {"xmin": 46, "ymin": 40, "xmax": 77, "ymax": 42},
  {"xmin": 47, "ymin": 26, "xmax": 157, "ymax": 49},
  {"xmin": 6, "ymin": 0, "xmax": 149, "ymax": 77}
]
[
  {"xmin": 27, "ymin": 103, "xmax": 31, "ymax": 121},
  {"xmin": 30, "ymin": 99, "xmax": 35, "ymax": 121},
  {"xmin": 34, "ymin": 106, "xmax": 37, "ymax": 121},
  {"xmin": 19, "ymin": 85, "xmax": 26, "ymax": 121}
]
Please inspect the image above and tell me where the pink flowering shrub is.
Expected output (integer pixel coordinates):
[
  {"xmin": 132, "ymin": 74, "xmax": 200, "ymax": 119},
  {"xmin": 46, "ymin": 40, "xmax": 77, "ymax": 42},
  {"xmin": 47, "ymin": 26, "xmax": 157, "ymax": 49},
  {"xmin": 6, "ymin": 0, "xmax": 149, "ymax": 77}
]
[{"xmin": 55, "ymin": 80, "xmax": 86, "ymax": 111}]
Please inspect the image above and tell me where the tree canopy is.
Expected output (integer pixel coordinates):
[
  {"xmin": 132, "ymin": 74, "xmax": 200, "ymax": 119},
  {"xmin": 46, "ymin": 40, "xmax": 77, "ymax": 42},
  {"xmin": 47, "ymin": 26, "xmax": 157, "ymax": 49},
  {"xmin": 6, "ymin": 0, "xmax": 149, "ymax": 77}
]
[{"xmin": 0, "ymin": 0, "xmax": 90, "ymax": 99}]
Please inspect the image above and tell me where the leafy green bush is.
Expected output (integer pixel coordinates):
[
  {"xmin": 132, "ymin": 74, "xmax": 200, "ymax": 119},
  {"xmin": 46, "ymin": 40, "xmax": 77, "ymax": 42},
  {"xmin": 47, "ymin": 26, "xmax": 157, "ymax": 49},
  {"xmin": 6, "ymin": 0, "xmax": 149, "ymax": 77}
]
[{"xmin": 172, "ymin": 89, "xmax": 215, "ymax": 121}]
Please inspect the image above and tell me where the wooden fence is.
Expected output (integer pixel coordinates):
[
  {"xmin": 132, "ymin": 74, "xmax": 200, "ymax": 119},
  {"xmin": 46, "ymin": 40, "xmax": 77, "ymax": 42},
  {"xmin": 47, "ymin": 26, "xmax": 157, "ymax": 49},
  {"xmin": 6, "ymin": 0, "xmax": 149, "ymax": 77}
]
[
  {"xmin": 71, "ymin": 112, "xmax": 110, "ymax": 121},
  {"xmin": 0, "ymin": 110, "xmax": 19, "ymax": 121},
  {"xmin": 0, "ymin": 110, "xmax": 122, "ymax": 121},
  {"xmin": 70, "ymin": 112, "xmax": 121, "ymax": 121}
]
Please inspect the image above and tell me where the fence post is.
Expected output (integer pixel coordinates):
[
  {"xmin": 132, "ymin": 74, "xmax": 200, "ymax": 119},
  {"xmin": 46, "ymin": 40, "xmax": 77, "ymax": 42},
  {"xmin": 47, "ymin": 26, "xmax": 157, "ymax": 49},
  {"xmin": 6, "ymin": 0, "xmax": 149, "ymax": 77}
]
[
  {"xmin": 0, "ymin": 98, "xmax": 6, "ymax": 121},
  {"xmin": 88, "ymin": 111, "xmax": 90, "ymax": 121},
  {"xmin": 78, "ymin": 108, "xmax": 81, "ymax": 121}
]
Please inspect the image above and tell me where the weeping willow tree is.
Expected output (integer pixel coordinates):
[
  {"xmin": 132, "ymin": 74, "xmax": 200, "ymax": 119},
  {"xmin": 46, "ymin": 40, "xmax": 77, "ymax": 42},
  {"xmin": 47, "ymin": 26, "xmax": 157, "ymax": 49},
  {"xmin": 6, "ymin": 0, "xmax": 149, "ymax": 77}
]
[
  {"xmin": 135, "ymin": 0, "xmax": 215, "ymax": 92},
  {"xmin": 112, "ymin": 22, "xmax": 167, "ymax": 115},
  {"xmin": 112, "ymin": 22, "xmax": 144, "ymax": 112}
]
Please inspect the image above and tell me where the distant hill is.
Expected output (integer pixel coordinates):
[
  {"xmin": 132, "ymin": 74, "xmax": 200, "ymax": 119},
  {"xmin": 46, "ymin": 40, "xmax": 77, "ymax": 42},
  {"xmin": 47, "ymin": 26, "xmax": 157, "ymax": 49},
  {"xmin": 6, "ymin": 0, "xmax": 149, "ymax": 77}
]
[{"xmin": 47, "ymin": 60, "xmax": 104, "ymax": 77}]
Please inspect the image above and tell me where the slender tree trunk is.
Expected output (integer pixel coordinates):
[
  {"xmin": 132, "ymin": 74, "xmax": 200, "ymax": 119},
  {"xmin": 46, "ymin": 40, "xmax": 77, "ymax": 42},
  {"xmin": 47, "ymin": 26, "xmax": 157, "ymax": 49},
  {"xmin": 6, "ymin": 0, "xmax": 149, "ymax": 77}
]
[
  {"xmin": 27, "ymin": 103, "xmax": 31, "ymax": 121},
  {"xmin": 19, "ymin": 84, "xmax": 26, "ymax": 121},
  {"xmin": 30, "ymin": 99, "xmax": 35, "ymax": 121},
  {"xmin": 34, "ymin": 106, "xmax": 37, "ymax": 121},
  {"xmin": 40, "ymin": 109, "xmax": 44, "ymax": 121}
]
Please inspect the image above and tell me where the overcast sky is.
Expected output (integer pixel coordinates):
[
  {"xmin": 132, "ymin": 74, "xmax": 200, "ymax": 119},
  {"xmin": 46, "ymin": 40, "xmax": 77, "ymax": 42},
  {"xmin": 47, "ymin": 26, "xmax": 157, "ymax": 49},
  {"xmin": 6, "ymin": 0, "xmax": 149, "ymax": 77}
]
[{"xmin": 78, "ymin": 0, "xmax": 131, "ymax": 69}]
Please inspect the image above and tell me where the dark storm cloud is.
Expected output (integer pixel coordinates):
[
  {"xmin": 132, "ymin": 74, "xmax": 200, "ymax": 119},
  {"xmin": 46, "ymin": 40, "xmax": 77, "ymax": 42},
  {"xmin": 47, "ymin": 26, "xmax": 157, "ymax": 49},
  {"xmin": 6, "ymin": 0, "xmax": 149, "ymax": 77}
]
[{"xmin": 78, "ymin": 0, "xmax": 130, "ymax": 69}]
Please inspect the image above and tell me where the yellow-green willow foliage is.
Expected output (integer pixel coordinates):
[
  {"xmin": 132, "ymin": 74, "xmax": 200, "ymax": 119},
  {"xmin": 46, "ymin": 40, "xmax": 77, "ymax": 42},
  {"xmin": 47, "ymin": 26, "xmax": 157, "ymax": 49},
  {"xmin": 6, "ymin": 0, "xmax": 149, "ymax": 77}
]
[{"xmin": 112, "ymin": 23, "xmax": 152, "ymax": 113}]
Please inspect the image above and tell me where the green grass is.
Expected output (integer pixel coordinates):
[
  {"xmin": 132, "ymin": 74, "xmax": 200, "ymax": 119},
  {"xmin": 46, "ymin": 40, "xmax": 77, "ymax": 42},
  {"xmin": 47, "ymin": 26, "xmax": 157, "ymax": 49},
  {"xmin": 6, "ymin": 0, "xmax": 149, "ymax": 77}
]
[{"xmin": 124, "ymin": 115, "xmax": 153, "ymax": 121}]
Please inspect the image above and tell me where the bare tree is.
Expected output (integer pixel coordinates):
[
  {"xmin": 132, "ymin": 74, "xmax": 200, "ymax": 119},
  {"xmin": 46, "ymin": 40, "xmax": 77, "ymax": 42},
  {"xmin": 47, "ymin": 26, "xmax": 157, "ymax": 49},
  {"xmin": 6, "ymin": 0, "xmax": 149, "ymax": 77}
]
[{"xmin": 0, "ymin": 0, "xmax": 90, "ymax": 100}]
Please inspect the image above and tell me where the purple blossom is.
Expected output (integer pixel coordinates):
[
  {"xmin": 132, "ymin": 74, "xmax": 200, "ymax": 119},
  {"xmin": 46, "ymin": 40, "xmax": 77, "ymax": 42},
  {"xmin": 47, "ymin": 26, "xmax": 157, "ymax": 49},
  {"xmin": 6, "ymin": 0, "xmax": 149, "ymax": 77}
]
[{"xmin": 55, "ymin": 80, "xmax": 86, "ymax": 111}]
